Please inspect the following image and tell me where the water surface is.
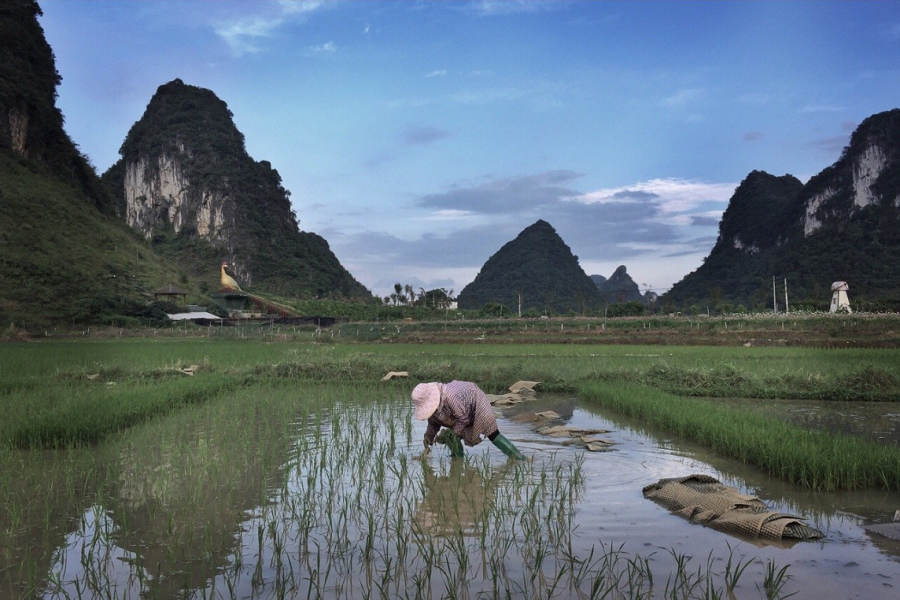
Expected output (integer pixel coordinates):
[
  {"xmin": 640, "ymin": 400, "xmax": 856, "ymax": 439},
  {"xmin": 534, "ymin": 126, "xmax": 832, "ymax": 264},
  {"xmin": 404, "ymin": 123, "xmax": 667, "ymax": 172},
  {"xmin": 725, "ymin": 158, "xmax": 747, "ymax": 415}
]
[{"xmin": 3, "ymin": 387, "xmax": 900, "ymax": 599}]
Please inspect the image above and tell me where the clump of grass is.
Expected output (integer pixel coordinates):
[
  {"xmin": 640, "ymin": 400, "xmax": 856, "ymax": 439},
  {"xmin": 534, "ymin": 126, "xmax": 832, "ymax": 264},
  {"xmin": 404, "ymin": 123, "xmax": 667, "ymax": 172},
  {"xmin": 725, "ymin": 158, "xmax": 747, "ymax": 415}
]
[
  {"xmin": 642, "ymin": 363, "xmax": 753, "ymax": 397},
  {"xmin": 843, "ymin": 365, "xmax": 899, "ymax": 393},
  {"xmin": 251, "ymin": 356, "xmax": 385, "ymax": 381},
  {"xmin": 6, "ymin": 376, "xmax": 237, "ymax": 448},
  {"xmin": 578, "ymin": 380, "xmax": 900, "ymax": 491}
]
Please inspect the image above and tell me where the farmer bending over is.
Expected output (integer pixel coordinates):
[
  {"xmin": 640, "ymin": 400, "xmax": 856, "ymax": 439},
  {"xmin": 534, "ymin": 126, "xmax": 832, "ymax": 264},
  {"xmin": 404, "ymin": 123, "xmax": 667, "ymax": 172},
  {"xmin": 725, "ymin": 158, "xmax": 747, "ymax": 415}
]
[{"xmin": 411, "ymin": 381, "xmax": 525, "ymax": 460}]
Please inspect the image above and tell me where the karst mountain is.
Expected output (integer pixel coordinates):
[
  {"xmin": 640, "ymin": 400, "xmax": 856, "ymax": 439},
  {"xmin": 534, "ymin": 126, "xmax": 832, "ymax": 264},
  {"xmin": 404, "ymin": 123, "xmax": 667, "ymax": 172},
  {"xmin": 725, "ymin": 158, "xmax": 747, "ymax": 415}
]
[
  {"xmin": 101, "ymin": 79, "xmax": 371, "ymax": 301},
  {"xmin": 665, "ymin": 109, "xmax": 900, "ymax": 311},
  {"xmin": 457, "ymin": 220, "xmax": 603, "ymax": 314}
]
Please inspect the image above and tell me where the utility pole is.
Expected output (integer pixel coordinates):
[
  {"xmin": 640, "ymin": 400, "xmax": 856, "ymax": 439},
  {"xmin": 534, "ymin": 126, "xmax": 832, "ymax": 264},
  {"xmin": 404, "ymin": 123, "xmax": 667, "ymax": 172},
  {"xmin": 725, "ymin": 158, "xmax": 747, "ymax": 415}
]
[
  {"xmin": 784, "ymin": 278, "xmax": 789, "ymax": 314},
  {"xmin": 772, "ymin": 276, "xmax": 778, "ymax": 313}
]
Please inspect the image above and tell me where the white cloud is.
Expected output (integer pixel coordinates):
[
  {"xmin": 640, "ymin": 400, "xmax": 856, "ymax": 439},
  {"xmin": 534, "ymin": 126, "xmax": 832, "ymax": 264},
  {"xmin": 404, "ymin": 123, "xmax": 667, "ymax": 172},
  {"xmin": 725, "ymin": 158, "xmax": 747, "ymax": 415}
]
[
  {"xmin": 385, "ymin": 87, "xmax": 526, "ymax": 109},
  {"xmin": 425, "ymin": 69, "xmax": 447, "ymax": 78},
  {"xmin": 215, "ymin": 16, "xmax": 284, "ymax": 56},
  {"xmin": 657, "ymin": 214, "xmax": 695, "ymax": 227},
  {"xmin": 422, "ymin": 210, "xmax": 477, "ymax": 221},
  {"xmin": 449, "ymin": 87, "xmax": 525, "ymax": 104},
  {"xmin": 569, "ymin": 178, "xmax": 735, "ymax": 215},
  {"xmin": 657, "ymin": 209, "xmax": 723, "ymax": 227},
  {"xmin": 309, "ymin": 41, "xmax": 337, "ymax": 53},
  {"xmin": 660, "ymin": 88, "xmax": 704, "ymax": 108},
  {"xmin": 215, "ymin": 1, "xmax": 325, "ymax": 56},
  {"xmin": 278, "ymin": 0, "xmax": 323, "ymax": 15}
]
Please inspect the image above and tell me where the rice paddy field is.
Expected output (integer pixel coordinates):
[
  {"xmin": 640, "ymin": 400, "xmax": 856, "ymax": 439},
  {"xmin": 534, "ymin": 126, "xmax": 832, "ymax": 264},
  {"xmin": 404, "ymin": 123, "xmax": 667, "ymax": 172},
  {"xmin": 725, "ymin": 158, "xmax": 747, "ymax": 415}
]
[{"xmin": 2, "ymin": 337, "xmax": 900, "ymax": 599}]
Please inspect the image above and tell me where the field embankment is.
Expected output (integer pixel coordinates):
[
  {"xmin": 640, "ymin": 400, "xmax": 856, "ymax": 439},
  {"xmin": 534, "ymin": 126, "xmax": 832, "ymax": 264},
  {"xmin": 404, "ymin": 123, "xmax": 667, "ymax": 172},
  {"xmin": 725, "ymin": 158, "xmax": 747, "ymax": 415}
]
[
  {"xmin": 3, "ymin": 340, "xmax": 900, "ymax": 492},
  {"xmin": 340, "ymin": 312, "xmax": 900, "ymax": 347},
  {"xmin": 577, "ymin": 381, "xmax": 900, "ymax": 491}
]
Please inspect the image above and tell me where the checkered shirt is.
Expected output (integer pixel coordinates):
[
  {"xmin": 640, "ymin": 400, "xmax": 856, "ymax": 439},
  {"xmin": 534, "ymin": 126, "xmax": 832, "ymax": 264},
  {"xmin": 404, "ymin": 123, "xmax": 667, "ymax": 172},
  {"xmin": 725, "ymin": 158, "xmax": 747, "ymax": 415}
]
[{"xmin": 424, "ymin": 381, "xmax": 498, "ymax": 447}]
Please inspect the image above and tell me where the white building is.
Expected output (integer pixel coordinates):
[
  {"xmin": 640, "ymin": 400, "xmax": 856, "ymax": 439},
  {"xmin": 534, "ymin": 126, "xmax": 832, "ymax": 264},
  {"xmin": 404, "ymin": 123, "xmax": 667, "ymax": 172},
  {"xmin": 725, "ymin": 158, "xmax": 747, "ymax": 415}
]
[{"xmin": 829, "ymin": 281, "xmax": 851, "ymax": 313}]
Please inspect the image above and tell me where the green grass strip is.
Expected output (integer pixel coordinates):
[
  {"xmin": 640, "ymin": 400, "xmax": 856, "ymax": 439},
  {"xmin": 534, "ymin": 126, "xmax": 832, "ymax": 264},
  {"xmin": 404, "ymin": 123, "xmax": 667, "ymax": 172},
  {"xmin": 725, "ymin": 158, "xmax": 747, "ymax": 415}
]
[
  {"xmin": 577, "ymin": 380, "xmax": 900, "ymax": 491},
  {"xmin": 6, "ymin": 376, "xmax": 238, "ymax": 449}
]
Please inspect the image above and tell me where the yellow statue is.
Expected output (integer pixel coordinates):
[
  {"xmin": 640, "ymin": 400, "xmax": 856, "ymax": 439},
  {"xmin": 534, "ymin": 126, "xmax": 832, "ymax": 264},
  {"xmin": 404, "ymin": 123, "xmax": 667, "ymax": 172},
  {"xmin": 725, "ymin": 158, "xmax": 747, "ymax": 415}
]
[{"xmin": 220, "ymin": 262, "xmax": 242, "ymax": 291}]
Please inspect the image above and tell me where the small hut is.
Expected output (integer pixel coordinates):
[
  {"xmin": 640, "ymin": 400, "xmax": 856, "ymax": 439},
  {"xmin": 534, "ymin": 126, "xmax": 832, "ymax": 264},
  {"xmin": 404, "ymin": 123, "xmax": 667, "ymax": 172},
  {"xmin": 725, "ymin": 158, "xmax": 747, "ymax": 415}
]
[
  {"xmin": 829, "ymin": 281, "xmax": 851, "ymax": 313},
  {"xmin": 152, "ymin": 285, "xmax": 188, "ymax": 305}
]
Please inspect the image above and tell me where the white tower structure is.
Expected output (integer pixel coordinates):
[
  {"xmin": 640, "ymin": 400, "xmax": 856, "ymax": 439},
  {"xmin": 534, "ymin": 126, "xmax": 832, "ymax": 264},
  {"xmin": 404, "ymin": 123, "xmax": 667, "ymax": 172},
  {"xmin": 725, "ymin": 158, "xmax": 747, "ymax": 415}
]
[{"xmin": 829, "ymin": 281, "xmax": 851, "ymax": 313}]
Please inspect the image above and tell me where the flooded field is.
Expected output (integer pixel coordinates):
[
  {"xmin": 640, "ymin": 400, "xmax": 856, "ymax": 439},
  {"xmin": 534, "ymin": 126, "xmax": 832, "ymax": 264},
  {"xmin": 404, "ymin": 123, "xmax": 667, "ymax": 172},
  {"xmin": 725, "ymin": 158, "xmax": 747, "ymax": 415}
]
[
  {"xmin": 3, "ymin": 382, "xmax": 900, "ymax": 599},
  {"xmin": 709, "ymin": 397, "xmax": 900, "ymax": 448}
]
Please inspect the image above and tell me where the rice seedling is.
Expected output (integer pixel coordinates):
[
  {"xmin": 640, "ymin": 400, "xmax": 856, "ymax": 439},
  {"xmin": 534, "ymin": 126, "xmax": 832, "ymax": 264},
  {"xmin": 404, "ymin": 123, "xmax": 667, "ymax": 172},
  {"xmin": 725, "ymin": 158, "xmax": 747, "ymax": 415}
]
[
  {"xmin": 9, "ymin": 340, "xmax": 885, "ymax": 598},
  {"xmin": 756, "ymin": 558, "xmax": 794, "ymax": 600},
  {"xmin": 578, "ymin": 380, "xmax": 900, "ymax": 491}
]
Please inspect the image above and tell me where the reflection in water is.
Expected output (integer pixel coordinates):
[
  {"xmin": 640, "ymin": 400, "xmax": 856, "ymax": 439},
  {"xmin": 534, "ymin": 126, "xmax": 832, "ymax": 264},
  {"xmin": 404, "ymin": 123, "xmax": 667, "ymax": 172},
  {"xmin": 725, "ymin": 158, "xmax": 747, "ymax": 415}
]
[
  {"xmin": 3, "ymin": 386, "xmax": 308, "ymax": 600},
  {"xmin": 414, "ymin": 459, "xmax": 514, "ymax": 537},
  {"xmin": 4, "ymin": 385, "xmax": 900, "ymax": 599},
  {"xmin": 0, "ymin": 450, "xmax": 99, "ymax": 600}
]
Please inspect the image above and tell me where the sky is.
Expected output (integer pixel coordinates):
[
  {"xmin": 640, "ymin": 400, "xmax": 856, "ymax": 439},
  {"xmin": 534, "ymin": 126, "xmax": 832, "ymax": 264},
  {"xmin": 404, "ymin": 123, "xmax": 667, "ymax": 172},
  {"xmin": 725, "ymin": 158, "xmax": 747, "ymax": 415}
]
[{"xmin": 39, "ymin": 0, "xmax": 900, "ymax": 299}]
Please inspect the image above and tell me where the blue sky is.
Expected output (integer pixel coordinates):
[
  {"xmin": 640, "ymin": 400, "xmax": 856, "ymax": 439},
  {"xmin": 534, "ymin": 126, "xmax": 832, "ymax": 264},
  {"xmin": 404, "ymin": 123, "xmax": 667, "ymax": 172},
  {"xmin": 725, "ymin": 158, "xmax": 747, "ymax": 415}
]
[{"xmin": 40, "ymin": 0, "xmax": 900, "ymax": 298}]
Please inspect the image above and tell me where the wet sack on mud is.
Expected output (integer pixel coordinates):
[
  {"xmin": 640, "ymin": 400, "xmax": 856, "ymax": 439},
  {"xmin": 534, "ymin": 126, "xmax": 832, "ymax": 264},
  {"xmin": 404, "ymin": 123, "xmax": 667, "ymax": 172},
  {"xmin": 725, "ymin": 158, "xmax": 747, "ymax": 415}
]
[{"xmin": 643, "ymin": 474, "xmax": 824, "ymax": 542}]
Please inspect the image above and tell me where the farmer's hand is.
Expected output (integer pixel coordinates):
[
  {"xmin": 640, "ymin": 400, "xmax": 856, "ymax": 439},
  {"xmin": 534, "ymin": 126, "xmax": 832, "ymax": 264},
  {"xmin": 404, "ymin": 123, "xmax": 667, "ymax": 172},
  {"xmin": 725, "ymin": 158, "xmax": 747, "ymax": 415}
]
[{"xmin": 423, "ymin": 437, "xmax": 433, "ymax": 452}]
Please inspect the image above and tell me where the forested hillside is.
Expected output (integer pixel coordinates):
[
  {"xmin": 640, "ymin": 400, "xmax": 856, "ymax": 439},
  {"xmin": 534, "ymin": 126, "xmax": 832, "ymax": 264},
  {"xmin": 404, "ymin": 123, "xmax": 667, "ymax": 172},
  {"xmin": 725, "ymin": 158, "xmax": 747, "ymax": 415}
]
[
  {"xmin": 665, "ymin": 110, "xmax": 900, "ymax": 311},
  {"xmin": 457, "ymin": 220, "xmax": 603, "ymax": 313},
  {"xmin": 102, "ymin": 80, "xmax": 372, "ymax": 300},
  {"xmin": 0, "ymin": 1, "xmax": 196, "ymax": 327}
]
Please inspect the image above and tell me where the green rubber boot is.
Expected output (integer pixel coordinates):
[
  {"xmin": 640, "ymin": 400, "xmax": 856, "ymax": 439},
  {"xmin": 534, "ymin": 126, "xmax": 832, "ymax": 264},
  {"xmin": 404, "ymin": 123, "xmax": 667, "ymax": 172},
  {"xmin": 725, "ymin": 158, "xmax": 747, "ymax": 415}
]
[{"xmin": 491, "ymin": 433, "xmax": 526, "ymax": 460}]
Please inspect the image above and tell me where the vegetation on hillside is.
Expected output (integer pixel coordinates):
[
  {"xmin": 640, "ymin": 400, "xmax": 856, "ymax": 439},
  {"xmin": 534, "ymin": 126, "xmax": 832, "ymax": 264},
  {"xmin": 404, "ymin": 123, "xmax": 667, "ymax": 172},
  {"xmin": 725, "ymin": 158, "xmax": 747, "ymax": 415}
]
[
  {"xmin": 457, "ymin": 220, "xmax": 603, "ymax": 313},
  {"xmin": 592, "ymin": 265, "xmax": 644, "ymax": 304},
  {"xmin": 0, "ymin": 2, "xmax": 204, "ymax": 327},
  {"xmin": 102, "ymin": 79, "xmax": 373, "ymax": 301},
  {"xmin": 0, "ymin": 0, "xmax": 111, "ymax": 213},
  {"xmin": 666, "ymin": 201, "xmax": 900, "ymax": 312},
  {"xmin": 0, "ymin": 153, "xmax": 201, "ymax": 327},
  {"xmin": 665, "ymin": 112, "xmax": 900, "ymax": 311}
]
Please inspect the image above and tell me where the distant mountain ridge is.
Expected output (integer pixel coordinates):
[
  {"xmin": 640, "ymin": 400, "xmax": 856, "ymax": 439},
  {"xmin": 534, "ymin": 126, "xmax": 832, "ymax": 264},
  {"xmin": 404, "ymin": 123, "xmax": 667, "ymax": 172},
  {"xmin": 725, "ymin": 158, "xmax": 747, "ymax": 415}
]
[
  {"xmin": 101, "ymin": 79, "xmax": 372, "ymax": 300},
  {"xmin": 665, "ymin": 109, "xmax": 900, "ymax": 310},
  {"xmin": 591, "ymin": 266, "xmax": 644, "ymax": 303},
  {"xmin": 457, "ymin": 220, "xmax": 603, "ymax": 313}
]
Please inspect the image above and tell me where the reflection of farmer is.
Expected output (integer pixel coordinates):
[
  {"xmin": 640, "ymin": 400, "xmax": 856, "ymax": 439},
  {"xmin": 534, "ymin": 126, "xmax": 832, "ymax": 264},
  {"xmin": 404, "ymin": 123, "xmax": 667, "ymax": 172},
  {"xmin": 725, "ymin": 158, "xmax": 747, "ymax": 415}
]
[
  {"xmin": 415, "ymin": 460, "xmax": 512, "ymax": 536},
  {"xmin": 411, "ymin": 381, "xmax": 525, "ymax": 459}
]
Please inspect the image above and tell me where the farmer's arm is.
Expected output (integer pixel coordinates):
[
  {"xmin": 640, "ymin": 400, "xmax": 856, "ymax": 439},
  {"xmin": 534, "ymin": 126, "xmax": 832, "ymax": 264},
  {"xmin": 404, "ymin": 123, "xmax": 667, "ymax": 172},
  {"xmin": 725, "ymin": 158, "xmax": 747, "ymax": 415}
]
[{"xmin": 424, "ymin": 418, "xmax": 440, "ymax": 447}]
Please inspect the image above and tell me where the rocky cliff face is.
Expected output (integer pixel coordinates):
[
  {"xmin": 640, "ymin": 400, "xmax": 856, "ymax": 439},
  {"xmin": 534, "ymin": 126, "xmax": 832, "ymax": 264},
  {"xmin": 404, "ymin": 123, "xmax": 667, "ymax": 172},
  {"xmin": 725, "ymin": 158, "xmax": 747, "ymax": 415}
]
[
  {"xmin": 799, "ymin": 114, "xmax": 900, "ymax": 236},
  {"xmin": 6, "ymin": 105, "xmax": 29, "ymax": 155},
  {"xmin": 122, "ymin": 152, "xmax": 232, "ymax": 244},
  {"xmin": 102, "ymin": 79, "xmax": 371, "ymax": 299}
]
